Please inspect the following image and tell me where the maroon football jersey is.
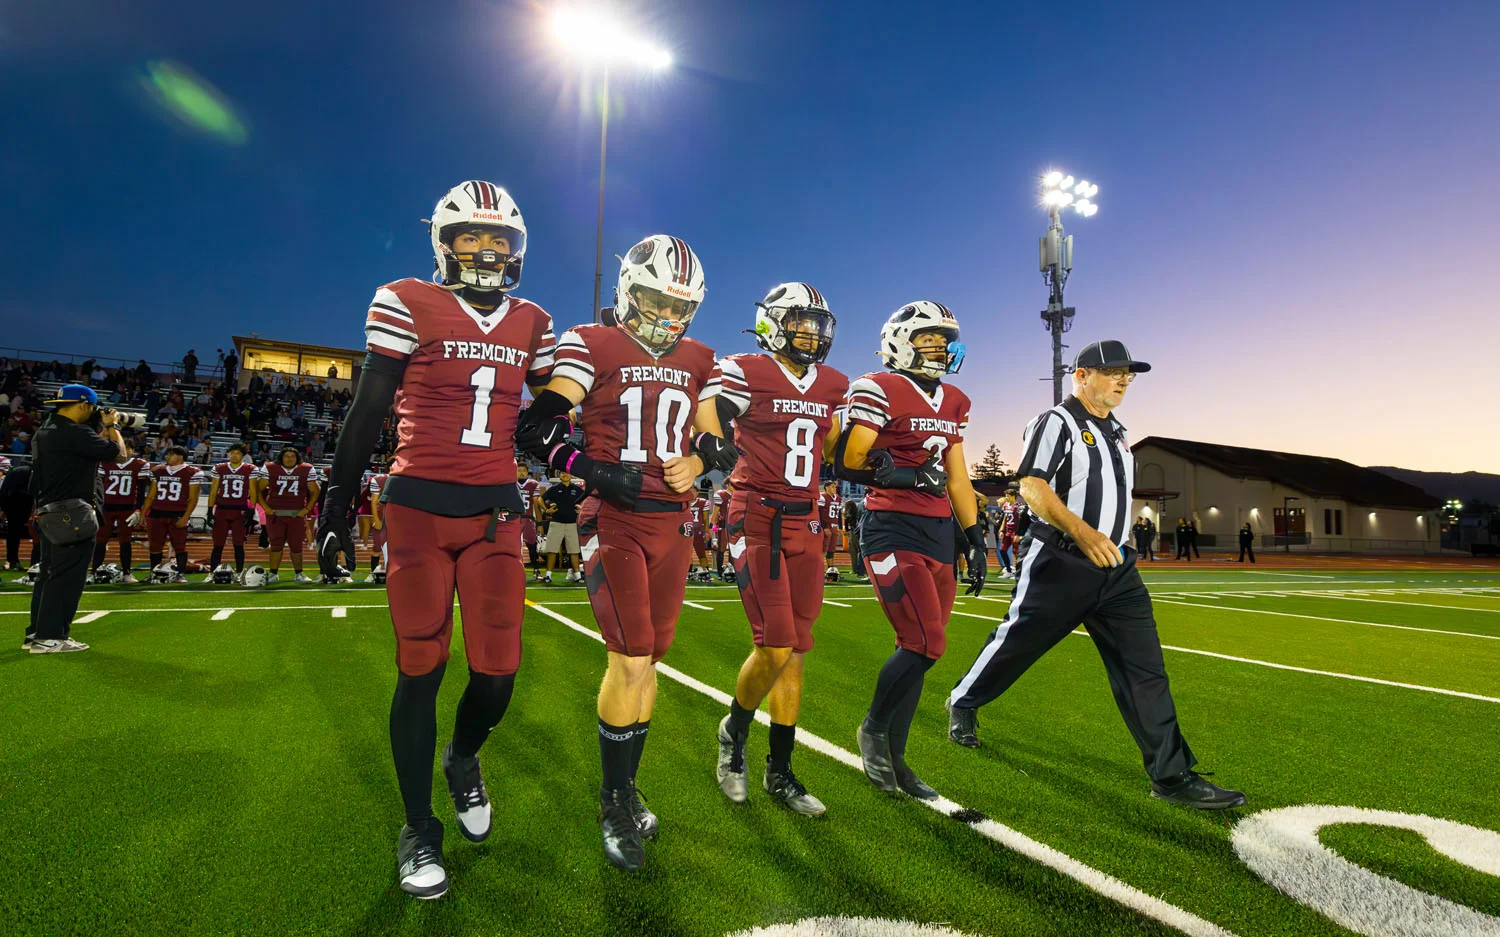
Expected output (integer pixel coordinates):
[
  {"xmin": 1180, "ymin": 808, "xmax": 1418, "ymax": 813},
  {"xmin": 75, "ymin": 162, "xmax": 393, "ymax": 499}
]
[
  {"xmin": 212, "ymin": 461, "xmax": 256, "ymax": 508},
  {"xmin": 712, "ymin": 487, "xmax": 732, "ymax": 523},
  {"xmin": 257, "ymin": 461, "xmax": 317, "ymax": 510},
  {"xmin": 845, "ymin": 371, "xmax": 970, "ymax": 518},
  {"xmin": 818, "ymin": 491, "xmax": 843, "ymax": 526},
  {"xmin": 690, "ymin": 496, "xmax": 710, "ymax": 530},
  {"xmin": 99, "ymin": 457, "xmax": 151, "ymax": 509},
  {"xmin": 369, "ymin": 472, "xmax": 389, "ymax": 501},
  {"xmin": 717, "ymin": 354, "xmax": 849, "ymax": 502},
  {"xmin": 518, "ymin": 476, "xmax": 540, "ymax": 516},
  {"xmin": 147, "ymin": 463, "xmax": 204, "ymax": 512},
  {"xmin": 365, "ymin": 278, "xmax": 555, "ymax": 487},
  {"xmin": 552, "ymin": 324, "xmax": 717, "ymax": 503}
]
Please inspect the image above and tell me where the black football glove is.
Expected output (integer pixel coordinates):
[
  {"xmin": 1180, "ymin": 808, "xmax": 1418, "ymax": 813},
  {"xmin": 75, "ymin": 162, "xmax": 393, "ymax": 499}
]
[
  {"xmin": 868, "ymin": 448, "xmax": 948, "ymax": 494},
  {"xmin": 514, "ymin": 410, "xmax": 572, "ymax": 457},
  {"xmin": 963, "ymin": 523, "xmax": 988, "ymax": 597},
  {"xmin": 581, "ymin": 459, "xmax": 643, "ymax": 511},
  {"xmin": 316, "ymin": 486, "xmax": 357, "ymax": 580}
]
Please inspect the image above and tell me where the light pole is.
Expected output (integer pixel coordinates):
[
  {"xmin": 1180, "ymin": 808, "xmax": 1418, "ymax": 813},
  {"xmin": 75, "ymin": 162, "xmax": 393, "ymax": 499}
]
[
  {"xmin": 1037, "ymin": 171, "xmax": 1099, "ymax": 404},
  {"xmin": 550, "ymin": 9, "xmax": 672, "ymax": 323}
]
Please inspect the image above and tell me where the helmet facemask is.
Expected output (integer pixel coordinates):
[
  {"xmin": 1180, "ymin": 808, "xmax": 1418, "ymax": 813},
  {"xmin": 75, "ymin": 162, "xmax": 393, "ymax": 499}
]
[
  {"xmin": 620, "ymin": 284, "xmax": 698, "ymax": 354},
  {"xmin": 908, "ymin": 327, "xmax": 965, "ymax": 379},
  {"xmin": 439, "ymin": 223, "xmax": 526, "ymax": 292},
  {"xmin": 760, "ymin": 306, "xmax": 836, "ymax": 366}
]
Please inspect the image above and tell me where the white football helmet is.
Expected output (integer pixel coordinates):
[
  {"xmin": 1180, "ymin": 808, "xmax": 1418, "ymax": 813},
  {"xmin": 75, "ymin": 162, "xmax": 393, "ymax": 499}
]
[
  {"xmin": 93, "ymin": 562, "xmax": 125, "ymax": 585},
  {"xmin": 825, "ymin": 566, "xmax": 841, "ymax": 583},
  {"xmin": 211, "ymin": 563, "xmax": 237, "ymax": 584},
  {"xmin": 366, "ymin": 563, "xmax": 387, "ymax": 584},
  {"xmin": 754, "ymin": 283, "xmax": 835, "ymax": 366},
  {"xmin": 879, "ymin": 301, "xmax": 966, "ymax": 379},
  {"xmin": 241, "ymin": 565, "xmax": 268, "ymax": 587},
  {"xmin": 18, "ymin": 563, "xmax": 41, "ymax": 585},
  {"xmin": 428, "ymin": 180, "xmax": 527, "ymax": 292},
  {"xmin": 150, "ymin": 563, "xmax": 178, "ymax": 584},
  {"xmin": 615, "ymin": 235, "xmax": 706, "ymax": 356}
]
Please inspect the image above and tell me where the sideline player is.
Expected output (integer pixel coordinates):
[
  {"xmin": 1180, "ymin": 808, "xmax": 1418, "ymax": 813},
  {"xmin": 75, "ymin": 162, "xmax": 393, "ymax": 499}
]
[
  {"xmin": 254, "ymin": 446, "xmax": 317, "ymax": 583},
  {"xmin": 835, "ymin": 302, "xmax": 985, "ymax": 799},
  {"xmin": 818, "ymin": 479, "xmax": 843, "ymax": 566},
  {"xmin": 709, "ymin": 480, "xmax": 734, "ymax": 574},
  {"xmin": 708, "ymin": 283, "xmax": 846, "ymax": 815},
  {"xmin": 318, "ymin": 180, "xmax": 555, "ymax": 899},
  {"xmin": 517, "ymin": 463, "xmax": 542, "ymax": 580},
  {"xmin": 368, "ymin": 463, "xmax": 390, "ymax": 576},
  {"xmin": 94, "ymin": 441, "xmax": 150, "ymax": 581},
  {"xmin": 141, "ymin": 445, "xmax": 202, "ymax": 583},
  {"xmin": 208, "ymin": 442, "xmax": 256, "ymax": 579},
  {"xmin": 689, "ymin": 487, "xmax": 711, "ymax": 573},
  {"xmin": 516, "ymin": 234, "xmax": 724, "ymax": 872}
]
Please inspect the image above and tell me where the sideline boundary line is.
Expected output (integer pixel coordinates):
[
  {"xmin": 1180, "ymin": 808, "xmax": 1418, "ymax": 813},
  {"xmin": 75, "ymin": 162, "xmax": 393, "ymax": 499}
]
[
  {"xmin": 1152, "ymin": 598, "xmax": 1500, "ymax": 642},
  {"xmin": 525, "ymin": 599, "xmax": 1238, "ymax": 937}
]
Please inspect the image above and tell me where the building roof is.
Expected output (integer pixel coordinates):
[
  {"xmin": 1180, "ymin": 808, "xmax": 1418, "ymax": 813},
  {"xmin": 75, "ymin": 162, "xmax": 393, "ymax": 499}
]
[
  {"xmin": 231, "ymin": 335, "xmax": 365, "ymax": 359},
  {"xmin": 1133, "ymin": 437, "xmax": 1441, "ymax": 511}
]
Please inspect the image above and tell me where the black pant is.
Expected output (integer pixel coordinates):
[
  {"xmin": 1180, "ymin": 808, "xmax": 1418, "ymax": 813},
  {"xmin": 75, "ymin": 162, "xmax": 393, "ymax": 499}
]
[
  {"xmin": 1239, "ymin": 543, "xmax": 1255, "ymax": 563},
  {"xmin": 1134, "ymin": 535, "xmax": 1154, "ymax": 561},
  {"xmin": 29, "ymin": 534, "xmax": 95, "ymax": 641},
  {"xmin": 4, "ymin": 503, "xmax": 33, "ymax": 567},
  {"xmin": 848, "ymin": 518, "xmax": 864, "ymax": 576},
  {"xmin": 1187, "ymin": 537, "xmax": 1200, "ymax": 558},
  {"xmin": 948, "ymin": 540, "xmax": 1195, "ymax": 782}
]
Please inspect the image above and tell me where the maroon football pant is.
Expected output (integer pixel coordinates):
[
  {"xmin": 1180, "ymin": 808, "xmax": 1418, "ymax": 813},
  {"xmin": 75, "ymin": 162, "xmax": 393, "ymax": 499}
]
[
  {"xmin": 146, "ymin": 514, "xmax": 188, "ymax": 557},
  {"xmin": 865, "ymin": 549, "xmax": 956, "ymax": 660},
  {"xmin": 823, "ymin": 526, "xmax": 841, "ymax": 556},
  {"xmin": 727, "ymin": 492, "xmax": 824, "ymax": 653},
  {"xmin": 579, "ymin": 500, "xmax": 693, "ymax": 660},
  {"xmin": 96, "ymin": 508, "xmax": 134, "ymax": 547},
  {"xmin": 383, "ymin": 502, "xmax": 525, "ymax": 677},
  {"xmin": 267, "ymin": 515, "xmax": 305, "ymax": 553},
  {"xmin": 212, "ymin": 508, "xmax": 248, "ymax": 547}
]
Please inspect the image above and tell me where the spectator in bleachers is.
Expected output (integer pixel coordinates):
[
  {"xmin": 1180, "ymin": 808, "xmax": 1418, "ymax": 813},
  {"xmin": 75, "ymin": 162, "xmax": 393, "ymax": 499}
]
[
  {"xmin": 182, "ymin": 349, "xmax": 198, "ymax": 384},
  {"xmin": 223, "ymin": 349, "xmax": 238, "ymax": 388}
]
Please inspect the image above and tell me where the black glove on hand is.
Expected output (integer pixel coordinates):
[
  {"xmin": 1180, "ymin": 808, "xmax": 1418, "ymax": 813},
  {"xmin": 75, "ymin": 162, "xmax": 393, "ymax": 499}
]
[
  {"xmin": 868, "ymin": 448, "xmax": 948, "ymax": 494},
  {"xmin": 316, "ymin": 485, "xmax": 356, "ymax": 578},
  {"xmin": 582, "ymin": 459, "xmax": 643, "ymax": 510},
  {"xmin": 963, "ymin": 523, "xmax": 988, "ymax": 597},
  {"xmin": 514, "ymin": 411, "xmax": 571, "ymax": 456}
]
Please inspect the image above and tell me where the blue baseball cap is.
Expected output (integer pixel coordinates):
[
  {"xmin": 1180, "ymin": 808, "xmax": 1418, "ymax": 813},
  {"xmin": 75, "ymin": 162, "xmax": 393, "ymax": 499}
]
[{"xmin": 45, "ymin": 383, "xmax": 99, "ymax": 406}]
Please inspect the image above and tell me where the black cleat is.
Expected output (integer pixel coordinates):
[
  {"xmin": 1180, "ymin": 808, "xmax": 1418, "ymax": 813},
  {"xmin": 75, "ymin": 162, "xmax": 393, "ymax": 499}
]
[
  {"xmin": 764, "ymin": 759, "xmax": 826, "ymax": 816},
  {"xmin": 1150, "ymin": 772, "xmax": 1247, "ymax": 810},
  {"xmin": 441, "ymin": 742, "xmax": 491, "ymax": 843},
  {"xmin": 856, "ymin": 721, "xmax": 898, "ymax": 792},
  {"xmin": 945, "ymin": 699, "xmax": 979, "ymax": 748},
  {"xmin": 600, "ymin": 788, "xmax": 646, "ymax": 871},
  {"xmin": 625, "ymin": 779, "xmax": 658, "ymax": 840},
  {"xmin": 396, "ymin": 819, "xmax": 448, "ymax": 899},
  {"xmin": 894, "ymin": 763, "xmax": 938, "ymax": 801}
]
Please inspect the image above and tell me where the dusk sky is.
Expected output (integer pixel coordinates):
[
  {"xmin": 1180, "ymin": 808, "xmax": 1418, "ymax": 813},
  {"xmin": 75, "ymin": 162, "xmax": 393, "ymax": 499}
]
[{"xmin": 3, "ymin": 0, "xmax": 1496, "ymax": 472}]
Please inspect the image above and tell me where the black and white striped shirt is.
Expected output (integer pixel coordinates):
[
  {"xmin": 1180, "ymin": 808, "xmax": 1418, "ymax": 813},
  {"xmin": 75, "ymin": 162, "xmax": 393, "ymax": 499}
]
[{"xmin": 1015, "ymin": 395, "xmax": 1134, "ymax": 548}]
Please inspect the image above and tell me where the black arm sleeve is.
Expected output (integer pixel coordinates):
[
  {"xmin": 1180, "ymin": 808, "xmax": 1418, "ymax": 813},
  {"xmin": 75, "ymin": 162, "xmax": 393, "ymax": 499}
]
[
  {"xmin": 713, "ymin": 396, "xmax": 738, "ymax": 446},
  {"xmin": 324, "ymin": 352, "xmax": 404, "ymax": 515},
  {"xmin": 690, "ymin": 431, "xmax": 738, "ymax": 474},
  {"xmin": 831, "ymin": 425, "xmax": 877, "ymax": 485}
]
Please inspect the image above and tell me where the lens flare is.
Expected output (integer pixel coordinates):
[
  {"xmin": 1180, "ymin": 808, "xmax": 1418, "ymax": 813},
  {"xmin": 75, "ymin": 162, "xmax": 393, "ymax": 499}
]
[{"xmin": 141, "ymin": 60, "xmax": 249, "ymax": 145}]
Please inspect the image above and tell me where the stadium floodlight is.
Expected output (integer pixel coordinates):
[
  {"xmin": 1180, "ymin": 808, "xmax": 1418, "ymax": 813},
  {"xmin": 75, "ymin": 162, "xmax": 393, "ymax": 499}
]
[
  {"xmin": 1038, "ymin": 167, "xmax": 1102, "ymax": 403},
  {"xmin": 550, "ymin": 8, "xmax": 673, "ymax": 322}
]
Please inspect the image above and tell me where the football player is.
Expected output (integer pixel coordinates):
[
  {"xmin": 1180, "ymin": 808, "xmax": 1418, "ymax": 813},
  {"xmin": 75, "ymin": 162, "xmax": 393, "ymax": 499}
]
[
  {"xmin": 516, "ymin": 234, "xmax": 724, "ymax": 872},
  {"xmin": 207, "ymin": 442, "xmax": 256, "ymax": 578},
  {"xmin": 709, "ymin": 480, "xmax": 734, "ymax": 574},
  {"xmin": 998, "ymin": 488, "xmax": 1019, "ymax": 577},
  {"xmin": 835, "ymin": 301, "xmax": 985, "ymax": 799},
  {"xmin": 94, "ymin": 441, "xmax": 151, "ymax": 582},
  {"xmin": 516, "ymin": 463, "xmax": 542, "ymax": 580},
  {"xmin": 689, "ymin": 488, "xmax": 711, "ymax": 572},
  {"xmin": 141, "ymin": 445, "xmax": 202, "ymax": 583},
  {"xmin": 368, "ymin": 464, "xmax": 390, "ymax": 574},
  {"xmin": 819, "ymin": 480, "xmax": 843, "ymax": 564},
  {"xmin": 317, "ymin": 181, "xmax": 555, "ymax": 899},
  {"xmin": 706, "ymin": 283, "xmax": 847, "ymax": 816},
  {"xmin": 253, "ymin": 446, "xmax": 318, "ymax": 583}
]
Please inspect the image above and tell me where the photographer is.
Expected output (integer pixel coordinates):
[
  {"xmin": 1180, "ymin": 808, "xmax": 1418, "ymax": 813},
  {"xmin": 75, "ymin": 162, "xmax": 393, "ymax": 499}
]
[{"xmin": 25, "ymin": 385, "xmax": 127, "ymax": 654}]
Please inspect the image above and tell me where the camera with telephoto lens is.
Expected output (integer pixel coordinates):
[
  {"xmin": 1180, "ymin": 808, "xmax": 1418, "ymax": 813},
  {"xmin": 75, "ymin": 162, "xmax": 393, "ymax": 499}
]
[{"xmin": 100, "ymin": 408, "xmax": 142, "ymax": 430}]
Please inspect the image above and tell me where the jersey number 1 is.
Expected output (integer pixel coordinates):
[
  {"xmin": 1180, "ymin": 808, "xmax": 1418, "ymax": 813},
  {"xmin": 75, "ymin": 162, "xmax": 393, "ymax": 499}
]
[{"xmin": 461, "ymin": 366, "xmax": 497, "ymax": 448}]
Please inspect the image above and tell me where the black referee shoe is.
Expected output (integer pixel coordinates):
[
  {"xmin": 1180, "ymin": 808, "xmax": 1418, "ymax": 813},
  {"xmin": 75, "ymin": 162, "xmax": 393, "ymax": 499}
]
[
  {"xmin": 1150, "ymin": 772, "xmax": 1247, "ymax": 810},
  {"xmin": 945, "ymin": 699, "xmax": 980, "ymax": 748},
  {"xmin": 856, "ymin": 721, "xmax": 898, "ymax": 792}
]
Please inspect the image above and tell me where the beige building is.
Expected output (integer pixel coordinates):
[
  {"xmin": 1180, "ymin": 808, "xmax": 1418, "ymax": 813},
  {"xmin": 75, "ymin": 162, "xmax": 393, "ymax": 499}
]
[
  {"xmin": 231, "ymin": 336, "xmax": 365, "ymax": 394},
  {"xmin": 1130, "ymin": 437, "xmax": 1442, "ymax": 554}
]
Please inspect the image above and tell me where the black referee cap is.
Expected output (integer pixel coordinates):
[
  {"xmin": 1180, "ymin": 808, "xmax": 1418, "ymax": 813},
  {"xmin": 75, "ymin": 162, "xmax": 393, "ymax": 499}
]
[{"xmin": 1072, "ymin": 340, "xmax": 1151, "ymax": 373}]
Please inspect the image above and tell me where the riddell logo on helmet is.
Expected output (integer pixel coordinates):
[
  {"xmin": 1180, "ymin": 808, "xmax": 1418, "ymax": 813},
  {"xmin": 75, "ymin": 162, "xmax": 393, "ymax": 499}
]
[
  {"xmin": 470, "ymin": 211, "xmax": 509, "ymax": 222},
  {"xmin": 666, "ymin": 285, "xmax": 691, "ymax": 298}
]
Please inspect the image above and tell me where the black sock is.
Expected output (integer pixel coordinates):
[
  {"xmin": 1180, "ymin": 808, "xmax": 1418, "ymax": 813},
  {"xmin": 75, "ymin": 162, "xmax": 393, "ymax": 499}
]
[
  {"xmin": 390, "ymin": 663, "xmax": 446, "ymax": 825},
  {"xmin": 768, "ymin": 722, "xmax": 796, "ymax": 772},
  {"xmin": 150, "ymin": 552, "xmax": 163, "ymax": 570},
  {"xmin": 93, "ymin": 542, "xmax": 107, "ymax": 570},
  {"xmin": 629, "ymin": 720, "xmax": 650, "ymax": 779},
  {"xmin": 866, "ymin": 649, "xmax": 933, "ymax": 732},
  {"xmin": 120, "ymin": 542, "xmax": 132, "ymax": 572},
  {"xmin": 451, "ymin": 670, "xmax": 516, "ymax": 760},
  {"xmin": 233, "ymin": 544, "xmax": 244, "ymax": 572},
  {"xmin": 726, "ymin": 698, "xmax": 755, "ymax": 739},
  {"xmin": 889, "ymin": 669, "xmax": 929, "ymax": 762},
  {"xmin": 209, "ymin": 547, "xmax": 223, "ymax": 569},
  {"xmin": 176, "ymin": 553, "xmax": 188, "ymax": 574},
  {"xmin": 598, "ymin": 719, "xmax": 635, "ymax": 793}
]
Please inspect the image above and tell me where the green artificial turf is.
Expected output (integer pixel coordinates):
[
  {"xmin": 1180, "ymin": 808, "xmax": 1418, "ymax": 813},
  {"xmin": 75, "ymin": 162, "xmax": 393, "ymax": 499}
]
[{"xmin": 1, "ymin": 570, "xmax": 1496, "ymax": 936}]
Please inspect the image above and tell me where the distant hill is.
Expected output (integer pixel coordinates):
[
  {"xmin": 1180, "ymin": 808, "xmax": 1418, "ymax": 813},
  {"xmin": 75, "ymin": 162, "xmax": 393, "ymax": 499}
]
[{"xmin": 1369, "ymin": 467, "xmax": 1500, "ymax": 505}]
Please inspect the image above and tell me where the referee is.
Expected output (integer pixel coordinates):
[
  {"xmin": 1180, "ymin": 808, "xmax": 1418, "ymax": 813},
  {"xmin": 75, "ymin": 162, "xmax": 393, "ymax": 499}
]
[
  {"xmin": 26, "ymin": 384, "xmax": 126, "ymax": 654},
  {"xmin": 943, "ymin": 342, "xmax": 1245, "ymax": 810}
]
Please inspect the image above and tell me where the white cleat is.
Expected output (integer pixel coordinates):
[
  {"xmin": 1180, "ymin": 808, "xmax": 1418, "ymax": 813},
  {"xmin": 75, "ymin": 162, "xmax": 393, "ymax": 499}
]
[
  {"xmin": 294, "ymin": 572, "xmax": 313, "ymax": 583},
  {"xmin": 30, "ymin": 638, "xmax": 90, "ymax": 655}
]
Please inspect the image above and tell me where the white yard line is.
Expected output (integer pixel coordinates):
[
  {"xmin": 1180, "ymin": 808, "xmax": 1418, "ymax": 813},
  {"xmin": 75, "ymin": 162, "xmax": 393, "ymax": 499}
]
[
  {"xmin": 1308, "ymin": 593, "xmax": 1500, "ymax": 614},
  {"xmin": 210, "ymin": 609, "xmax": 234, "ymax": 621},
  {"xmin": 526, "ymin": 600, "xmax": 1237, "ymax": 937},
  {"xmin": 682, "ymin": 601, "xmax": 714, "ymax": 612},
  {"xmin": 74, "ymin": 610, "xmax": 109, "ymax": 623},
  {"xmin": 1153, "ymin": 598, "xmax": 1500, "ymax": 642},
  {"xmin": 822, "ymin": 599, "xmax": 852, "ymax": 608},
  {"xmin": 946, "ymin": 608, "xmax": 1500, "ymax": 703},
  {"xmin": 331, "ymin": 607, "xmax": 347, "ymax": 618},
  {"xmin": 1139, "ymin": 579, "xmax": 1394, "ymax": 586}
]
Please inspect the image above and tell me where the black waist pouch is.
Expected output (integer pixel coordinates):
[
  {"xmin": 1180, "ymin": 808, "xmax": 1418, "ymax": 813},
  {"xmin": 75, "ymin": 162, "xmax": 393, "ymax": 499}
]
[{"xmin": 36, "ymin": 498, "xmax": 99, "ymax": 545}]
